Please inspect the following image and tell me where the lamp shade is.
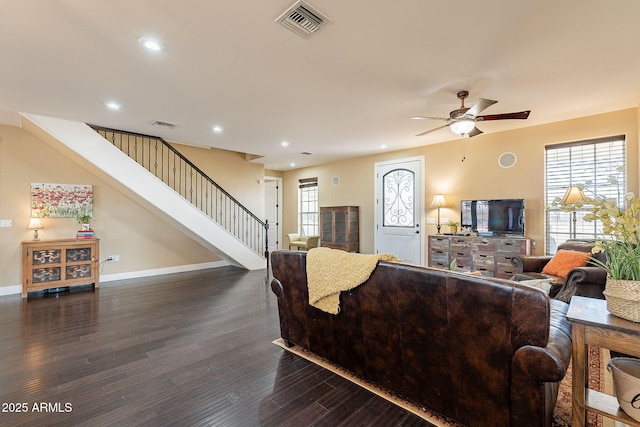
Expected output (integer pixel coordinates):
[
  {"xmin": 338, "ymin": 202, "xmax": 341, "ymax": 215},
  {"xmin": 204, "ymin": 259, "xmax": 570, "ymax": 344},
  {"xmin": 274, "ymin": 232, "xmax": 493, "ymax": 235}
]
[
  {"xmin": 450, "ymin": 119, "xmax": 476, "ymax": 136},
  {"xmin": 28, "ymin": 217, "xmax": 43, "ymax": 229},
  {"xmin": 430, "ymin": 194, "xmax": 447, "ymax": 208},
  {"xmin": 560, "ymin": 186, "xmax": 585, "ymax": 205}
]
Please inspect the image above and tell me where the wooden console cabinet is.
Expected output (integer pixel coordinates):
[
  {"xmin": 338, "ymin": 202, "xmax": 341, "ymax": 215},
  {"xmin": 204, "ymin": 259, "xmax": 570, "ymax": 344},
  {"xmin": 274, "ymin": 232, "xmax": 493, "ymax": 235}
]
[
  {"xmin": 428, "ymin": 235, "xmax": 530, "ymax": 279},
  {"xmin": 320, "ymin": 206, "xmax": 359, "ymax": 252},
  {"xmin": 21, "ymin": 239, "xmax": 100, "ymax": 298}
]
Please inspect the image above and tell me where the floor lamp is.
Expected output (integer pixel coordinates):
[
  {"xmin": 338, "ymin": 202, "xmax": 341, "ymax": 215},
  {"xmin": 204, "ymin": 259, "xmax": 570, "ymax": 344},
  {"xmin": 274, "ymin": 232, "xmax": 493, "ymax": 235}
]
[
  {"xmin": 561, "ymin": 186, "xmax": 585, "ymax": 239},
  {"xmin": 430, "ymin": 194, "xmax": 447, "ymax": 234}
]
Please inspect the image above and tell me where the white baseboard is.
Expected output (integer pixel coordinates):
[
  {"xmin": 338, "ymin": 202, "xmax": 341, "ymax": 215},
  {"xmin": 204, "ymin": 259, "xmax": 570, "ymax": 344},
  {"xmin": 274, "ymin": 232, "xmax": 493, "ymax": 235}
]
[
  {"xmin": 0, "ymin": 285, "xmax": 21, "ymax": 297},
  {"xmin": 0, "ymin": 261, "xmax": 232, "ymax": 296},
  {"xmin": 100, "ymin": 260, "xmax": 231, "ymax": 283}
]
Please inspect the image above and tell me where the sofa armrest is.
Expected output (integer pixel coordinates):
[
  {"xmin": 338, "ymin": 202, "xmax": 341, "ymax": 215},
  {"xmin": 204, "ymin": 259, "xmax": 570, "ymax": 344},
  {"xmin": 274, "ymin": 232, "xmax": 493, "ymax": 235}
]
[
  {"xmin": 568, "ymin": 265, "xmax": 608, "ymax": 285},
  {"xmin": 306, "ymin": 236, "xmax": 320, "ymax": 249},
  {"xmin": 270, "ymin": 278, "xmax": 292, "ymax": 347},
  {"xmin": 554, "ymin": 266, "xmax": 608, "ymax": 302},
  {"xmin": 511, "ymin": 255, "xmax": 553, "ymax": 273},
  {"xmin": 510, "ymin": 300, "xmax": 572, "ymax": 425}
]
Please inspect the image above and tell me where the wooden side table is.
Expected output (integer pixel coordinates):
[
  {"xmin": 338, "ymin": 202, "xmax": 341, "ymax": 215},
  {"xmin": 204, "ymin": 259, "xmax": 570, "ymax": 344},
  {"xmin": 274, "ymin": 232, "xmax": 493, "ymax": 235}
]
[{"xmin": 567, "ymin": 296, "xmax": 640, "ymax": 426}]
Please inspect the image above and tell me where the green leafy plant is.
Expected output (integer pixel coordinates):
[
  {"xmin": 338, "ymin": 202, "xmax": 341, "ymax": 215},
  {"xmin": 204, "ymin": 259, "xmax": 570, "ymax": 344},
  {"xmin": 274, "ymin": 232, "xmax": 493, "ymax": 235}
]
[
  {"xmin": 77, "ymin": 214, "xmax": 92, "ymax": 224},
  {"xmin": 447, "ymin": 220, "xmax": 459, "ymax": 227}
]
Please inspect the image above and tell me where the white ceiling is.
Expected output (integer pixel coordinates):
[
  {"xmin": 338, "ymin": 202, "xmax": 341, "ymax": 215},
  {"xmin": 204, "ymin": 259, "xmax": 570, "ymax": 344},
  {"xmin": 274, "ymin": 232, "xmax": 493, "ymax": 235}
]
[{"xmin": 2, "ymin": 1, "xmax": 640, "ymax": 170}]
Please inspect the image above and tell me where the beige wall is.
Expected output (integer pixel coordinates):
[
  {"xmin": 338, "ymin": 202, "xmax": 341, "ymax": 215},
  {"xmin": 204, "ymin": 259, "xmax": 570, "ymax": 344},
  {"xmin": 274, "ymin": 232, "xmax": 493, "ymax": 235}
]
[
  {"xmin": 169, "ymin": 142, "xmax": 266, "ymax": 216},
  {"xmin": 0, "ymin": 125, "xmax": 266, "ymax": 290},
  {"xmin": 282, "ymin": 108, "xmax": 639, "ymax": 261},
  {"xmin": 1, "ymin": 108, "xmax": 636, "ymax": 290}
]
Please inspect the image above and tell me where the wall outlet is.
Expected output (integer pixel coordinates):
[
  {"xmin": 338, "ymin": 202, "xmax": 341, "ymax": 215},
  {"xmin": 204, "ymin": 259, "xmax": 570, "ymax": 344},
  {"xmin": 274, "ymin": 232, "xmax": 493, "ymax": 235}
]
[{"xmin": 107, "ymin": 255, "xmax": 120, "ymax": 262}]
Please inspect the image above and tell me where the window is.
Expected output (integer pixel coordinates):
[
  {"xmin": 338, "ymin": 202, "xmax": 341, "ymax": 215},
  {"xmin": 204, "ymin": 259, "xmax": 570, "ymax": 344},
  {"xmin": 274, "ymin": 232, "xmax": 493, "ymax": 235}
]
[
  {"xmin": 545, "ymin": 136, "xmax": 626, "ymax": 253},
  {"xmin": 382, "ymin": 168, "xmax": 414, "ymax": 227},
  {"xmin": 298, "ymin": 177, "xmax": 318, "ymax": 236}
]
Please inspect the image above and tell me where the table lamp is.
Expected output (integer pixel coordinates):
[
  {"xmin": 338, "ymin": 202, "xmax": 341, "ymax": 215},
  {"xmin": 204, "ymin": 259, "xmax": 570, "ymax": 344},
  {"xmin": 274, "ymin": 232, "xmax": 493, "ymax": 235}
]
[
  {"xmin": 430, "ymin": 194, "xmax": 447, "ymax": 234},
  {"xmin": 28, "ymin": 217, "xmax": 43, "ymax": 241}
]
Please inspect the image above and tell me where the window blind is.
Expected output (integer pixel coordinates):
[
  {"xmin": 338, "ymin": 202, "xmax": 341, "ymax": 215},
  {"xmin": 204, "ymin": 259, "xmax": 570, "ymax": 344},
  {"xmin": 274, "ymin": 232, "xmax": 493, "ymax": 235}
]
[{"xmin": 545, "ymin": 135, "xmax": 625, "ymax": 253}]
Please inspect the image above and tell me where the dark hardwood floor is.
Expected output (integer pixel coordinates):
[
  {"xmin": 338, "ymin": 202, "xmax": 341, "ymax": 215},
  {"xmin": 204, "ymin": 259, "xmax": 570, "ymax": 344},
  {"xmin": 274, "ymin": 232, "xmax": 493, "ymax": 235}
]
[{"xmin": 0, "ymin": 267, "xmax": 433, "ymax": 426}]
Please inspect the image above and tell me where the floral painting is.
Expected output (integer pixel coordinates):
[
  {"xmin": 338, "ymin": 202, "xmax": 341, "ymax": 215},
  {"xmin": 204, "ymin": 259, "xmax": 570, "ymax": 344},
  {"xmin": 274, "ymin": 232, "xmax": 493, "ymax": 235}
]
[{"xmin": 31, "ymin": 183, "xmax": 93, "ymax": 218}]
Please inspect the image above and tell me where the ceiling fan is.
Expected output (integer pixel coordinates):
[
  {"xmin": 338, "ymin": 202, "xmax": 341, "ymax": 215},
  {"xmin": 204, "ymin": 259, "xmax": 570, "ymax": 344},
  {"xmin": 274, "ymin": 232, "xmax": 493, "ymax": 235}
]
[{"xmin": 412, "ymin": 90, "xmax": 531, "ymax": 137}]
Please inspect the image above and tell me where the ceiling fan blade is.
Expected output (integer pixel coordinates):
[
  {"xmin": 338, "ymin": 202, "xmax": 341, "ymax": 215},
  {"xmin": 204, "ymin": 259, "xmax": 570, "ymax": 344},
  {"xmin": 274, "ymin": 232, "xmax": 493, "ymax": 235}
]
[
  {"xmin": 467, "ymin": 127, "xmax": 483, "ymax": 137},
  {"xmin": 410, "ymin": 116, "xmax": 448, "ymax": 121},
  {"xmin": 477, "ymin": 111, "xmax": 531, "ymax": 121},
  {"xmin": 466, "ymin": 98, "xmax": 498, "ymax": 117},
  {"xmin": 416, "ymin": 124, "xmax": 449, "ymax": 137}
]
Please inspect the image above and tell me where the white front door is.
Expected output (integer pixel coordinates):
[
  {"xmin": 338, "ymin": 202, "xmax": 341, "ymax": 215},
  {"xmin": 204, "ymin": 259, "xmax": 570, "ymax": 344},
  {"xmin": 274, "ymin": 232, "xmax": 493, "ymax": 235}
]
[
  {"xmin": 374, "ymin": 156, "xmax": 424, "ymax": 265},
  {"xmin": 264, "ymin": 178, "xmax": 282, "ymax": 253}
]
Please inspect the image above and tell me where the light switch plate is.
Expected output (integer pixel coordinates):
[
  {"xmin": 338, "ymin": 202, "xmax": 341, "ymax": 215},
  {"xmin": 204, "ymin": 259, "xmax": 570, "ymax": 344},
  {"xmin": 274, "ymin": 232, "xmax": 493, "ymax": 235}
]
[
  {"xmin": 0, "ymin": 219, "xmax": 12, "ymax": 228},
  {"xmin": 426, "ymin": 218, "xmax": 435, "ymax": 224}
]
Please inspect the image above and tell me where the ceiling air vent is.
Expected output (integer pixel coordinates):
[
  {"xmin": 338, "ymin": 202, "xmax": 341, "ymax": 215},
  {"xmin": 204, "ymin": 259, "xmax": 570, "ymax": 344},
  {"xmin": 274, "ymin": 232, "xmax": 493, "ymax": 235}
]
[
  {"xmin": 150, "ymin": 120, "xmax": 176, "ymax": 129},
  {"xmin": 276, "ymin": 1, "xmax": 331, "ymax": 39}
]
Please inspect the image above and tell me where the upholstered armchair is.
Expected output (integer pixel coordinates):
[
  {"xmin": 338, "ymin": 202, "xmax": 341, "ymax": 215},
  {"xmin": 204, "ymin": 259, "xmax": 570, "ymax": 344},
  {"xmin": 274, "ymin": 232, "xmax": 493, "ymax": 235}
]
[
  {"xmin": 286, "ymin": 233, "xmax": 320, "ymax": 250},
  {"xmin": 511, "ymin": 239, "xmax": 608, "ymax": 302}
]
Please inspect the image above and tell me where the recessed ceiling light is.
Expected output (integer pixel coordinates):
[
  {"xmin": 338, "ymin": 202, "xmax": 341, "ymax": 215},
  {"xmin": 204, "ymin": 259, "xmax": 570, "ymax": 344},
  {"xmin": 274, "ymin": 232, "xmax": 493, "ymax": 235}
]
[
  {"xmin": 212, "ymin": 126, "xmax": 223, "ymax": 134},
  {"xmin": 138, "ymin": 37, "xmax": 165, "ymax": 52},
  {"xmin": 281, "ymin": 141, "xmax": 290, "ymax": 147},
  {"xmin": 290, "ymin": 162, "xmax": 296, "ymax": 167},
  {"xmin": 104, "ymin": 101, "xmax": 121, "ymax": 110},
  {"xmin": 380, "ymin": 144, "xmax": 387, "ymax": 149}
]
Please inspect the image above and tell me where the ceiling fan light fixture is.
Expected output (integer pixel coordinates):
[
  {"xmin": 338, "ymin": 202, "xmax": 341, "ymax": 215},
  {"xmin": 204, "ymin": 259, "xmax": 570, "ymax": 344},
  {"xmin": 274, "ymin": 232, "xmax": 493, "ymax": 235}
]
[{"xmin": 450, "ymin": 119, "xmax": 475, "ymax": 136}]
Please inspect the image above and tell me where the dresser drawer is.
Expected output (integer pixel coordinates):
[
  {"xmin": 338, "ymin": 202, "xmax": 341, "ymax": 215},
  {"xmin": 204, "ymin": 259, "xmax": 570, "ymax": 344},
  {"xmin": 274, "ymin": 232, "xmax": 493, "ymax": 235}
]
[
  {"xmin": 473, "ymin": 252, "xmax": 495, "ymax": 270},
  {"xmin": 473, "ymin": 238, "xmax": 496, "ymax": 252},
  {"xmin": 450, "ymin": 238, "xmax": 472, "ymax": 254},
  {"xmin": 495, "ymin": 254, "xmax": 517, "ymax": 266},
  {"xmin": 430, "ymin": 260, "xmax": 450, "ymax": 269},
  {"xmin": 496, "ymin": 239, "xmax": 527, "ymax": 254},
  {"xmin": 430, "ymin": 250, "xmax": 449, "ymax": 264},
  {"xmin": 450, "ymin": 255, "xmax": 472, "ymax": 271},
  {"xmin": 495, "ymin": 255, "xmax": 518, "ymax": 278},
  {"xmin": 495, "ymin": 267, "xmax": 517, "ymax": 279},
  {"xmin": 430, "ymin": 237, "xmax": 450, "ymax": 251}
]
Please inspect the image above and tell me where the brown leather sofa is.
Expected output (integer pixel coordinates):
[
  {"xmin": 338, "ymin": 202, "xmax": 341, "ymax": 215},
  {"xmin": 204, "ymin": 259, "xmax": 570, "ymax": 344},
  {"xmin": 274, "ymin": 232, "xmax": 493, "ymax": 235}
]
[
  {"xmin": 511, "ymin": 239, "xmax": 607, "ymax": 302},
  {"xmin": 270, "ymin": 250, "xmax": 572, "ymax": 427}
]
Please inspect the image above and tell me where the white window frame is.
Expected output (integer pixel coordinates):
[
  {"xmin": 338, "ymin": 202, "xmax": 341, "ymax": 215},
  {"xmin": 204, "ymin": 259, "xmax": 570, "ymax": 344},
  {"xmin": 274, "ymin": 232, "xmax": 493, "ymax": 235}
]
[
  {"xmin": 545, "ymin": 135, "xmax": 626, "ymax": 254},
  {"xmin": 298, "ymin": 177, "xmax": 318, "ymax": 236}
]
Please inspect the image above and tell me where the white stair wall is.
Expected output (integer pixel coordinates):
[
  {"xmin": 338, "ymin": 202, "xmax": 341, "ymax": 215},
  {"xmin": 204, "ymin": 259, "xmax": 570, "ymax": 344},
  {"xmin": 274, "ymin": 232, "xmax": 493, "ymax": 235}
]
[{"xmin": 21, "ymin": 113, "xmax": 266, "ymax": 271}]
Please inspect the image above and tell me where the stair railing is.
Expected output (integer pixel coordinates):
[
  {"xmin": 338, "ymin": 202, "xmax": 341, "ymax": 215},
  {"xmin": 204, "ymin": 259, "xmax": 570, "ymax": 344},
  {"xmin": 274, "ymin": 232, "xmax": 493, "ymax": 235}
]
[{"xmin": 89, "ymin": 125, "xmax": 268, "ymax": 263}]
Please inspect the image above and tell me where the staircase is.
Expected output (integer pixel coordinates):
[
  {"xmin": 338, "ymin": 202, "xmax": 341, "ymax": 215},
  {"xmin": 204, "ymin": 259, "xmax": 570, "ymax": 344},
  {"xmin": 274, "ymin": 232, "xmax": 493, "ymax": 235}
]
[{"xmin": 21, "ymin": 113, "xmax": 267, "ymax": 270}]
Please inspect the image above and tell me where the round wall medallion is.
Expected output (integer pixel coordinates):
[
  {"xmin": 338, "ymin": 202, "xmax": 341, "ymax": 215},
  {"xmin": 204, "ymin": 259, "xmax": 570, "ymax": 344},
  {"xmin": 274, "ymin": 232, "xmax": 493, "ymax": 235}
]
[
  {"xmin": 498, "ymin": 152, "xmax": 517, "ymax": 168},
  {"xmin": 331, "ymin": 176, "xmax": 341, "ymax": 186}
]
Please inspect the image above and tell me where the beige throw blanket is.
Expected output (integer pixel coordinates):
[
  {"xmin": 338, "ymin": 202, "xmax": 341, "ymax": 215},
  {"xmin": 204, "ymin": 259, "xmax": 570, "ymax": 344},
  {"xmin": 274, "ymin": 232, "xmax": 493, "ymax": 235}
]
[{"xmin": 306, "ymin": 247, "xmax": 400, "ymax": 314}]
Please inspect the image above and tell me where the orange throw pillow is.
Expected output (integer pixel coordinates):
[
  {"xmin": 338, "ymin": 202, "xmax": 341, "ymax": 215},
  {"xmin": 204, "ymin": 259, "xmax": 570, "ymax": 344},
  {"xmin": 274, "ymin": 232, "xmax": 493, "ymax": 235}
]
[{"xmin": 542, "ymin": 249, "xmax": 591, "ymax": 279}]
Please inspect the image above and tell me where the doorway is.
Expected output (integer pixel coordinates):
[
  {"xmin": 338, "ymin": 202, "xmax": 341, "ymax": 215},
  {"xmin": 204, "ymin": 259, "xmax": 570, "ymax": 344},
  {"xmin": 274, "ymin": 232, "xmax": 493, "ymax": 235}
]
[
  {"xmin": 264, "ymin": 177, "xmax": 282, "ymax": 254},
  {"xmin": 374, "ymin": 156, "xmax": 424, "ymax": 265}
]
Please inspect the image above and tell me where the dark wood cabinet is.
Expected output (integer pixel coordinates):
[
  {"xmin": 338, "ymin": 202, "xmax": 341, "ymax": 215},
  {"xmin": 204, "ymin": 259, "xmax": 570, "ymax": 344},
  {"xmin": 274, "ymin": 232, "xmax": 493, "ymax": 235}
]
[
  {"xmin": 22, "ymin": 239, "xmax": 99, "ymax": 298},
  {"xmin": 320, "ymin": 206, "xmax": 359, "ymax": 252}
]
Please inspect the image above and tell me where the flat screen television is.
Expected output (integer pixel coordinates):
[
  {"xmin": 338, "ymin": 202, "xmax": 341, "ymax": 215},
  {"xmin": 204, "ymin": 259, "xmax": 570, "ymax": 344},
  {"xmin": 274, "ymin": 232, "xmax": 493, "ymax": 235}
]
[{"xmin": 460, "ymin": 198, "xmax": 525, "ymax": 236}]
